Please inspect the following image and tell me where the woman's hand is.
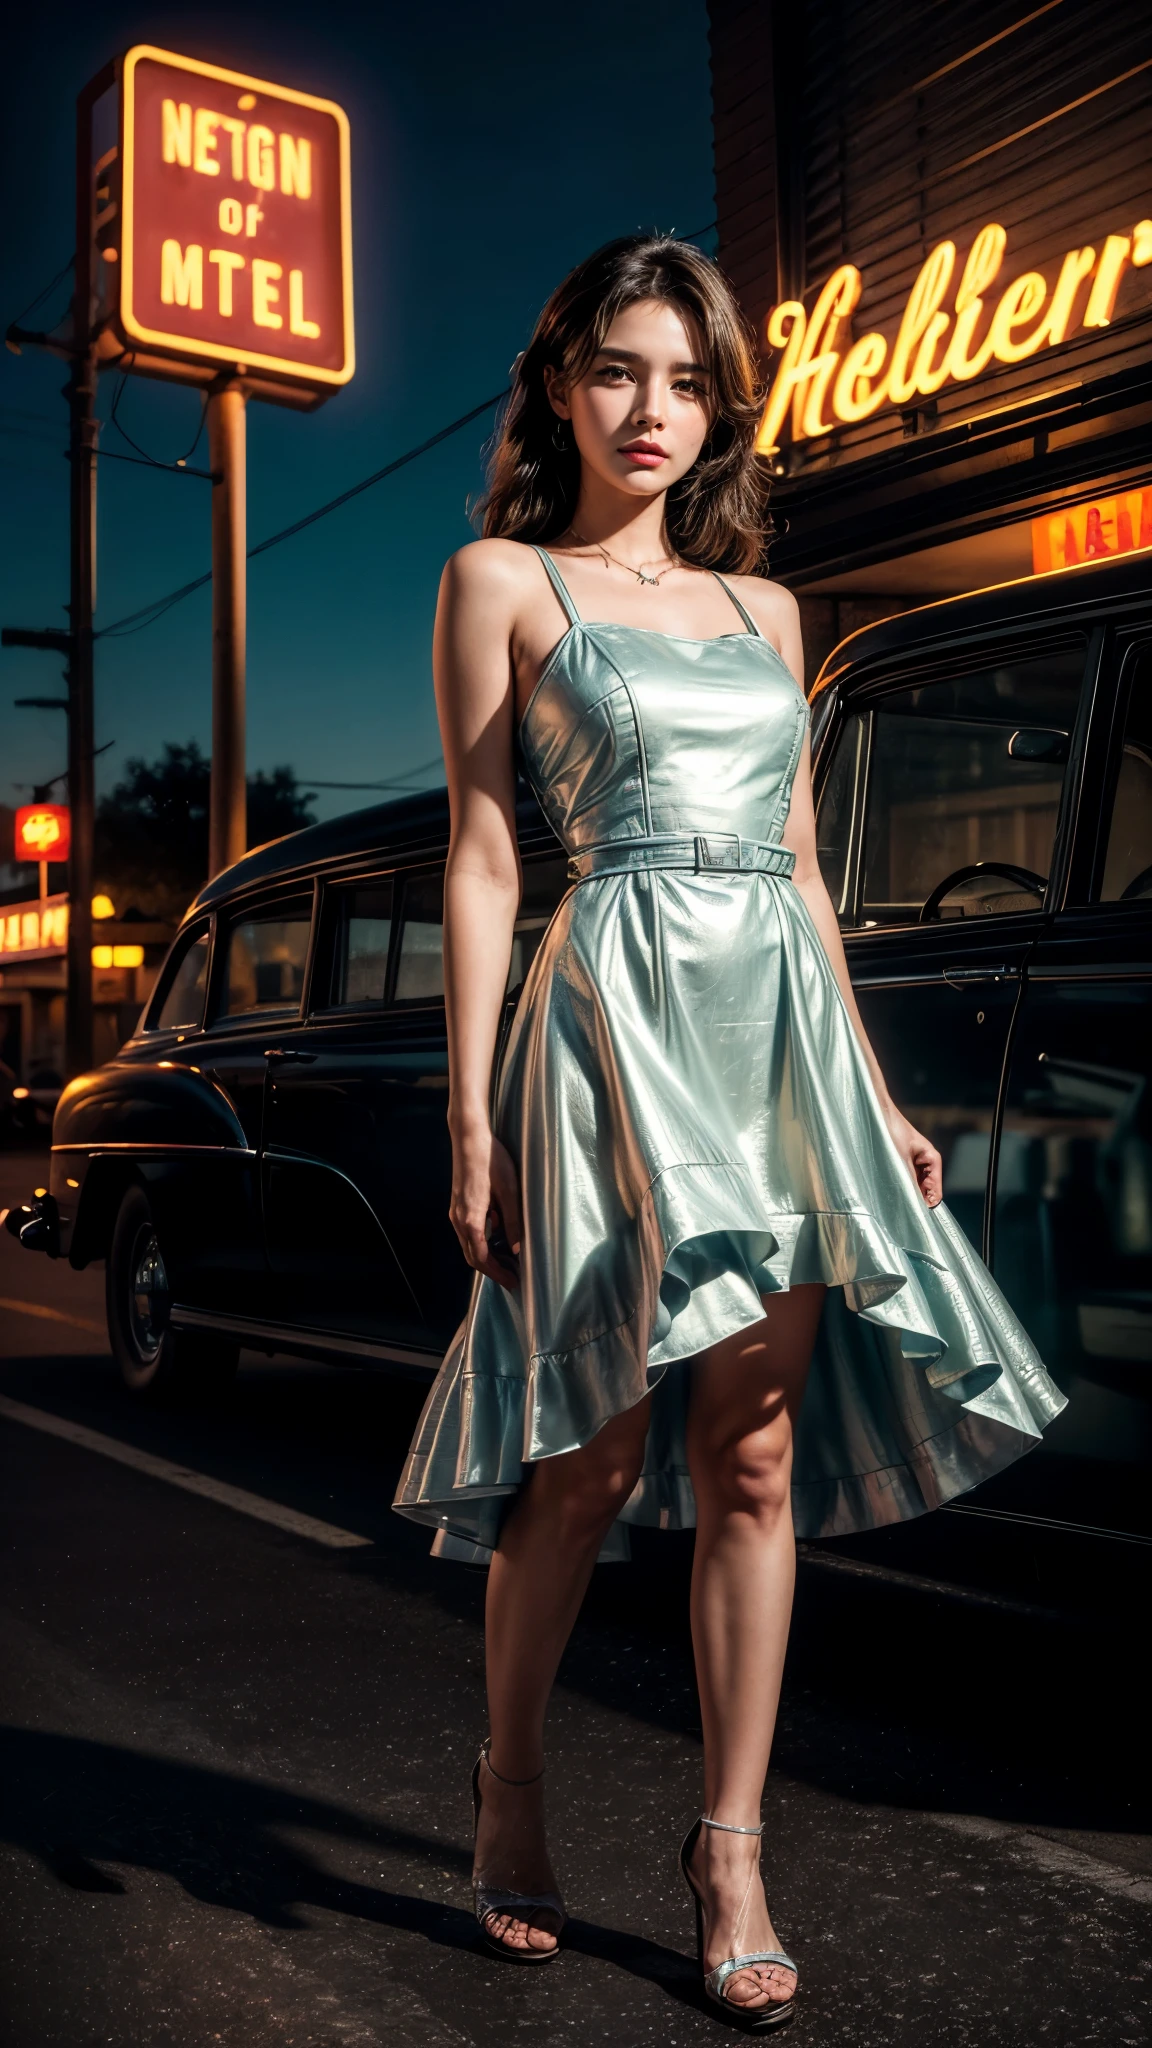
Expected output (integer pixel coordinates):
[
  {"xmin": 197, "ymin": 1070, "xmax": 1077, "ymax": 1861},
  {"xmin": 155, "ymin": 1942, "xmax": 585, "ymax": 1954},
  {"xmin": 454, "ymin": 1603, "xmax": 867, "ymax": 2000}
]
[
  {"xmin": 884, "ymin": 1104, "xmax": 943, "ymax": 1207},
  {"xmin": 449, "ymin": 1122, "xmax": 523, "ymax": 1289}
]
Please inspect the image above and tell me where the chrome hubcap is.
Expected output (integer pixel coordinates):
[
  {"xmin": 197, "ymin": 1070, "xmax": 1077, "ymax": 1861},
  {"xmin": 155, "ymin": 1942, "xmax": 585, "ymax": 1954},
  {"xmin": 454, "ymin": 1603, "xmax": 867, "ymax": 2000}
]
[{"xmin": 129, "ymin": 1225, "xmax": 169, "ymax": 1360}]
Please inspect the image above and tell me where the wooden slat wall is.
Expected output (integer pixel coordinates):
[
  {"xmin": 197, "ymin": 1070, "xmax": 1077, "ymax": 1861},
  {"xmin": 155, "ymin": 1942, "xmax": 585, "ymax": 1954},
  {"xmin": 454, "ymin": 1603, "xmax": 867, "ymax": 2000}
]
[
  {"xmin": 710, "ymin": 0, "xmax": 1152, "ymax": 466},
  {"xmin": 709, "ymin": 1, "xmax": 779, "ymax": 359}
]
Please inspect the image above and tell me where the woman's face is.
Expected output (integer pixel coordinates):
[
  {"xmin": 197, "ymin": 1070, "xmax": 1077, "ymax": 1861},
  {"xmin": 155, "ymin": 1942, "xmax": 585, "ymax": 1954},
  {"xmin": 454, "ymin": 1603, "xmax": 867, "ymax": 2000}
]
[{"xmin": 546, "ymin": 296, "xmax": 715, "ymax": 503}]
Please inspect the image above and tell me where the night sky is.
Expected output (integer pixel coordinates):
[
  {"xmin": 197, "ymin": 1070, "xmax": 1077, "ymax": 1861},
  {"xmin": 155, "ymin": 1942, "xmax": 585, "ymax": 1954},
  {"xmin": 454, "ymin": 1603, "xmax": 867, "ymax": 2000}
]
[{"xmin": 1, "ymin": 1, "xmax": 715, "ymax": 837}]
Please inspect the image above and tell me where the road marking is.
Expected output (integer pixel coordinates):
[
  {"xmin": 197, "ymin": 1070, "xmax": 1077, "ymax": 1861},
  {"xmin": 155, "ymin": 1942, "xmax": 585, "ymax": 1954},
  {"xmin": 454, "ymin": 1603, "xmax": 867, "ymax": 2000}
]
[
  {"xmin": 0, "ymin": 1394, "xmax": 372, "ymax": 1549},
  {"xmin": 0, "ymin": 1294, "xmax": 106, "ymax": 1335},
  {"xmin": 931, "ymin": 1811, "xmax": 1152, "ymax": 1905}
]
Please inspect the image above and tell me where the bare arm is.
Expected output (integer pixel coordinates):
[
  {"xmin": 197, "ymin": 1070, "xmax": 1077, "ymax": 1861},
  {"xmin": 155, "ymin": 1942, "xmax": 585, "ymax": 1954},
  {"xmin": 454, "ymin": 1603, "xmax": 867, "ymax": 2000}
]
[
  {"xmin": 435, "ymin": 543, "xmax": 526, "ymax": 1285},
  {"xmin": 771, "ymin": 596, "xmax": 943, "ymax": 1208}
]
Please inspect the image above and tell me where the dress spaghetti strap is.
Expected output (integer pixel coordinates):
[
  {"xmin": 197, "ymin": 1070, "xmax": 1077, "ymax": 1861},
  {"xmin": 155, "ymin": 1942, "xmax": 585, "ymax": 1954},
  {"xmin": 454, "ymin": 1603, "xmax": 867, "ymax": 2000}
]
[
  {"xmin": 711, "ymin": 572, "xmax": 762, "ymax": 637},
  {"xmin": 532, "ymin": 546, "xmax": 582, "ymax": 626}
]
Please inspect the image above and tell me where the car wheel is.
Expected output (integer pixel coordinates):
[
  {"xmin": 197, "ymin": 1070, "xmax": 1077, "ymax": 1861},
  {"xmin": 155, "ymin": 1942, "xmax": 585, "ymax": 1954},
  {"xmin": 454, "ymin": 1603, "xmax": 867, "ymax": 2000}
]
[{"xmin": 106, "ymin": 1184, "xmax": 239, "ymax": 1397}]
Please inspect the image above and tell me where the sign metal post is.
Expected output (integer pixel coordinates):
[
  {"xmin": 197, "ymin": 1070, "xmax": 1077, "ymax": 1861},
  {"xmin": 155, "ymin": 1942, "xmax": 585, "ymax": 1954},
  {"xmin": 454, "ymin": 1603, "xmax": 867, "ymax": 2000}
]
[
  {"xmin": 208, "ymin": 382, "xmax": 248, "ymax": 876},
  {"xmin": 115, "ymin": 45, "xmax": 353, "ymax": 880},
  {"xmin": 3, "ymin": 44, "xmax": 353, "ymax": 1079}
]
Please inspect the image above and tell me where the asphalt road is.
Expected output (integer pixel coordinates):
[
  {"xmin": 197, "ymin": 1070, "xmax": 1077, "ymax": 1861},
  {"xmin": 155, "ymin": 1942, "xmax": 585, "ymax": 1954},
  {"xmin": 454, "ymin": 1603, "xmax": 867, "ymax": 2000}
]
[{"xmin": 1, "ymin": 1149, "xmax": 1150, "ymax": 2048}]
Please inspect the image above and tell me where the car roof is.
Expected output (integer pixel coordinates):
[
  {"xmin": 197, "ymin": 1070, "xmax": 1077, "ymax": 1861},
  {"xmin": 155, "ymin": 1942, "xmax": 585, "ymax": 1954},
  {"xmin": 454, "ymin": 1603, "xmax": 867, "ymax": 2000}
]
[
  {"xmin": 810, "ymin": 546, "xmax": 1152, "ymax": 698},
  {"xmin": 188, "ymin": 781, "xmax": 557, "ymax": 914},
  {"xmin": 188, "ymin": 549, "xmax": 1152, "ymax": 916}
]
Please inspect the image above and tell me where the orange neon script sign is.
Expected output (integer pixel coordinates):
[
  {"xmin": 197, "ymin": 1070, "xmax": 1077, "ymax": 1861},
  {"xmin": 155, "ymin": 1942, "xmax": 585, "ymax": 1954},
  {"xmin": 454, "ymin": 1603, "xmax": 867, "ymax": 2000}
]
[
  {"xmin": 757, "ymin": 217, "xmax": 1152, "ymax": 456},
  {"xmin": 116, "ymin": 46, "xmax": 354, "ymax": 388}
]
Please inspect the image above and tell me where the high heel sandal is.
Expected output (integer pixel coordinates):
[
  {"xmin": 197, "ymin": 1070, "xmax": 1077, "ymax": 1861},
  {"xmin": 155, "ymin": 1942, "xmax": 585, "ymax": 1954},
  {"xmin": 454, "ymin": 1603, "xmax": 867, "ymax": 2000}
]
[
  {"xmin": 680, "ymin": 1817, "xmax": 798, "ymax": 2031},
  {"xmin": 471, "ymin": 1739, "xmax": 566, "ymax": 1964}
]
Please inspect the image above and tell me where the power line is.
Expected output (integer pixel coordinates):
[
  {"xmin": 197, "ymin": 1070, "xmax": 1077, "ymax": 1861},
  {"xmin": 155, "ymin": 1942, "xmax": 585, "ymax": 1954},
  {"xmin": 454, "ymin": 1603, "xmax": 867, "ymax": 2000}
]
[
  {"xmin": 96, "ymin": 567, "xmax": 218, "ymax": 639},
  {"xmin": 97, "ymin": 388, "xmax": 506, "ymax": 638},
  {"xmin": 85, "ymin": 220, "xmax": 722, "ymax": 642},
  {"xmin": 109, "ymin": 362, "xmax": 209, "ymax": 472},
  {"xmin": 5, "ymin": 254, "xmax": 74, "ymax": 334},
  {"xmin": 250, "ymin": 390, "xmax": 504, "ymax": 560},
  {"xmin": 307, "ymin": 754, "xmax": 444, "ymax": 792},
  {"xmin": 92, "ymin": 446, "xmax": 215, "ymax": 480}
]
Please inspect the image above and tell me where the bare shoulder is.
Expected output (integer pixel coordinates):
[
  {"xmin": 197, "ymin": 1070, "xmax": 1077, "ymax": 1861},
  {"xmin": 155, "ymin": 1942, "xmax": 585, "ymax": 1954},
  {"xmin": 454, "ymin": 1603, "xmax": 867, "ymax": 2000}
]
[
  {"xmin": 724, "ymin": 572, "xmax": 800, "ymax": 643},
  {"xmin": 725, "ymin": 572, "xmax": 804, "ymax": 686},
  {"xmin": 440, "ymin": 536, "xmax": 544, "ymax": 605}
]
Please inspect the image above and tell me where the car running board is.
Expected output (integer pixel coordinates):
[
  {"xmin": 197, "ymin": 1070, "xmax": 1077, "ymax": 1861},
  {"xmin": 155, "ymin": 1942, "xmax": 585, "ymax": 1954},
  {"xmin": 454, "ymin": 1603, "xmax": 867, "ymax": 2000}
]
[{"xmin": 169, "ymin": 1303, "xmax": 441, "ymax": 1376}]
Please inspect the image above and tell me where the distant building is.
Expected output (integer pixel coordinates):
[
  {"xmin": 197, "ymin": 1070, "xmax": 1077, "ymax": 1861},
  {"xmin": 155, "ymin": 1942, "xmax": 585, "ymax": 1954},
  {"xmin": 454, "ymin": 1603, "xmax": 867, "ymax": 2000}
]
[{"xmin": 0, "ymin": 876, "xmax": 172, "ymax": 1081}]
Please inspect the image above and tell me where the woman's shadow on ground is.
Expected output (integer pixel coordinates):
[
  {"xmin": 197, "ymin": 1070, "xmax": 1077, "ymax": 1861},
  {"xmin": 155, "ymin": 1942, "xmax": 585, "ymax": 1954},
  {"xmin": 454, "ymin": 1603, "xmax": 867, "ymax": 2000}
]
[{"xmin": 0, "ymin": 1724, "xmax": 701, "ymax": 2007}]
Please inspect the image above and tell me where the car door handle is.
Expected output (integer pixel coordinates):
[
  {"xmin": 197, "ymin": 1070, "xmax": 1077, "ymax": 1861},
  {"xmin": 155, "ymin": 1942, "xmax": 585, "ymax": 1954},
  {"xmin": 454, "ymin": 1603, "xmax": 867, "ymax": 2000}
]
[
  {"xmin": 263, "ymin": 1048, "xmax": 317, "ymax": 1062},
  {"xmin": 942, "ymin": 964, "xmax": 1016, "ymax": 986}
]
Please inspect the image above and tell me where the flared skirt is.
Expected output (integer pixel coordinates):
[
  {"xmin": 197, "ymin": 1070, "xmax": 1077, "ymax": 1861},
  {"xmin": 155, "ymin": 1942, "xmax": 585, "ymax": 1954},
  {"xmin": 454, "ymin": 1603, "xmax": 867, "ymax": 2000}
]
[{"xmin": 393, "ymin": 870, "xmax": 1066, "ymax": 1557}]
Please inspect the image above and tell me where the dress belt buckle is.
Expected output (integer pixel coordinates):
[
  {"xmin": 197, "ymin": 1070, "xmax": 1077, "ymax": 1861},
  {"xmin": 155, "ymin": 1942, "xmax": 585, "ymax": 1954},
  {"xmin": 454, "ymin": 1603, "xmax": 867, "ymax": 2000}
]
[{"xmin": 694, "ymin": 833, "xmax": 741, "ymax": 872}]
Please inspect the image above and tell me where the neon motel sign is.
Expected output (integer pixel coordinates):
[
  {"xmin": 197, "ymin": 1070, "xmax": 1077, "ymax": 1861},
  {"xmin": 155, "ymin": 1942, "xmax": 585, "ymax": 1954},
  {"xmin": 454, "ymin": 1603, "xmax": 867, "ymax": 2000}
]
[
  {"xmin": 114, "ymin": 46, "xmax": 353, "ymax": 388},
  {"xmin": 756, "ymin": 216, "xmax": 1152, "ymax": 456}
]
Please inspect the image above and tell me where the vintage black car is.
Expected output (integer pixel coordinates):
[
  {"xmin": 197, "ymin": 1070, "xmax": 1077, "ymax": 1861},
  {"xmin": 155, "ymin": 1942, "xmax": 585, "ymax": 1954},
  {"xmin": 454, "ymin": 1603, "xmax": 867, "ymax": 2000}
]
[{"xmin": 8, "ymin": 549, "xmax": 1151, "ymax": 1569}]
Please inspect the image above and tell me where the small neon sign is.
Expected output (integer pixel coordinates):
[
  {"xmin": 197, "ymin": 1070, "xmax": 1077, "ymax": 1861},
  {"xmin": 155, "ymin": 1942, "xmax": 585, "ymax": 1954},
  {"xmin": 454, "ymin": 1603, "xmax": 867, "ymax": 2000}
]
[
  {"xmin": 1032, "ymin": 489, "xmax": 1152, "ymax": 573},
  {"xmin": 0, "ymin": 898, "xmax": 70, "ymax": 959},
  {"xmin": 14, "ymin": 804, "xmax": 71, "ymax": 864}
]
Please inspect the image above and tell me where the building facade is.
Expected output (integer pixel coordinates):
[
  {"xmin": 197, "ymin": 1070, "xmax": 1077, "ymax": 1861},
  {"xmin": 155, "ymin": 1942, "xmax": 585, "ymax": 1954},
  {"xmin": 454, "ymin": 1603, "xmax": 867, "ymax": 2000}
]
[
  {"xmin": 0, "ymin": 895, "xmax": 169, "ymax": 1085},
  {"xmin": 709, "ymin": 0, "xmax": 1152, "ymax": 673}
]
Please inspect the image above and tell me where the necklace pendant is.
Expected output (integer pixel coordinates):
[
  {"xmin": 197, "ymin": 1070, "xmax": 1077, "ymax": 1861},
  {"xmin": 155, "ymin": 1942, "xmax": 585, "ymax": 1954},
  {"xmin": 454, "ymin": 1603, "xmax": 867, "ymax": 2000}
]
[{"xmin": 637, "ymin": 570, "xmax": 659, "ymax": 586}]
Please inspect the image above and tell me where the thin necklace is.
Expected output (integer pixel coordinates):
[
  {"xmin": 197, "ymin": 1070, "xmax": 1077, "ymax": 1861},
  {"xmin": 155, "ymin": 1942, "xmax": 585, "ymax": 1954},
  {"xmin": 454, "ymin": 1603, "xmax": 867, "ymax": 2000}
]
[{"xmin": 567, "ymin": 526, "xmax": 680, "ymax": 588}]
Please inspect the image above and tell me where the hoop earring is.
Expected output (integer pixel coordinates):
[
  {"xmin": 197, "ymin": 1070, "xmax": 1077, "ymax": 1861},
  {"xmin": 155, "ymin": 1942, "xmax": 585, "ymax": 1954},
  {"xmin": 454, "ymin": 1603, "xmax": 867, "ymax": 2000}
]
[{"xmin": 551, "ymin": 419, "xmax": 570, "ymax": 451}]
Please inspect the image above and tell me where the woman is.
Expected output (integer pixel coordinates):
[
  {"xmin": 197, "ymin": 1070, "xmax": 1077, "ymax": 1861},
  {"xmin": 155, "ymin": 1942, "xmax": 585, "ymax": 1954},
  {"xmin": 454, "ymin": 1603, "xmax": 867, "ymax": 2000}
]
[{"xmin": 395, "ymin": 236, "xmax": 1065, "ymax": 2029}]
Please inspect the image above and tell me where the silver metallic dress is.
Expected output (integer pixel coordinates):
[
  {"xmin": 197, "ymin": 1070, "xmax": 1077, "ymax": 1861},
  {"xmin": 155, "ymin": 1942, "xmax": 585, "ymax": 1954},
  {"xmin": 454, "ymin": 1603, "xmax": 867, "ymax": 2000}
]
[{"xmin": 395, "ymin": 547, "xmax": 1066, "ymax": 1560}]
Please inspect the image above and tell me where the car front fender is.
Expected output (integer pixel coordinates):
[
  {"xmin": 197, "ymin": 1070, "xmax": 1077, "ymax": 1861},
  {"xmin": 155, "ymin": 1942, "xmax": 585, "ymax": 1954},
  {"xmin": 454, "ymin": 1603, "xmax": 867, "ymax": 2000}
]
[{"xmin": 51, "ymin": 1062, "xmax": 252, "ymax": 1267}]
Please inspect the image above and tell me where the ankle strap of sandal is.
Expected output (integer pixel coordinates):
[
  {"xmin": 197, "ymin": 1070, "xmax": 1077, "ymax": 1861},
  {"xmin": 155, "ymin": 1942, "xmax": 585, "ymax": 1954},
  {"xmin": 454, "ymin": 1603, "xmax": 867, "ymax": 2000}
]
[
  {"xmin": 480, "ymin": 1738, "xmax": 545, "ymax": 1787},
  {"xmin": 701, "ymin": 1815, "xmax": 765, "ymax": 1836}
]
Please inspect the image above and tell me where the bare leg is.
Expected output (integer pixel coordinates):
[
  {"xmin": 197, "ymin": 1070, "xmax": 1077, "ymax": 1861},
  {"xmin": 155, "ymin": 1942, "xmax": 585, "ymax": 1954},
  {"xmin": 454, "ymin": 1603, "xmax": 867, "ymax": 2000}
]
[
  {"xmin": 476, "ymin": 1396, "xmax": 652, "ymax": 1953},
  {"xmin": 686, "ymin": 1285, "xmax": 825, "ymax": 2011}
]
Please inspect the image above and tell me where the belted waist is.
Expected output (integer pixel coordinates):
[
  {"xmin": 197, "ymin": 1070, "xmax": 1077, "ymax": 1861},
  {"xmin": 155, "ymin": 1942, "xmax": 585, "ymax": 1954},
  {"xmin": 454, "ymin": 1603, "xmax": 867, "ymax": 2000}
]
[{"xmin": 567, "ymin": 832, "xmax": 796, "ymax": 883}]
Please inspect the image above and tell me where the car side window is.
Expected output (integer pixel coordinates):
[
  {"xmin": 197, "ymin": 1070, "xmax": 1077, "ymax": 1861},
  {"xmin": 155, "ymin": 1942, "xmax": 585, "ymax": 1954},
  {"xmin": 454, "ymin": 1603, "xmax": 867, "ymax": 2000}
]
[
  {"xmin": 394, "ymin": 872, "xmax": 444, "ymax": 1002},
  {"xmin": 507, "ymin": 854, "xmax": 570, "ymax": 988},
  {"xmin": 151, "ymin": 926, "xmax": 210, "ymax": 1031},
  {"xmin": 1100, "ymin": 647, "xmax": 1152, "ymax": 903},
  {"xmin": 325, "ymin": 882, "xmax": 394, "ymax": 1005},
  {"xmin": 218, "ymin": 895, "xmax": 313, "ymax": 1017},
  {"xmin": 818, "ymin": 641, "xmax": 1087, "ymax": 927},
  {"xmin": 815, "ymin": 710, "xmax": 867, "ymax": 919}
]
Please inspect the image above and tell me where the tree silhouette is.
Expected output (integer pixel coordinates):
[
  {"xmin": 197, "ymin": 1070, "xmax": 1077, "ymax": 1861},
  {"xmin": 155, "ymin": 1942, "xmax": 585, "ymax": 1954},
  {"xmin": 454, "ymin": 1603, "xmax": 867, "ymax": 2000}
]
[{"xmin": 95, "ymin": 741, "xmax": 317, "ymax": 921}]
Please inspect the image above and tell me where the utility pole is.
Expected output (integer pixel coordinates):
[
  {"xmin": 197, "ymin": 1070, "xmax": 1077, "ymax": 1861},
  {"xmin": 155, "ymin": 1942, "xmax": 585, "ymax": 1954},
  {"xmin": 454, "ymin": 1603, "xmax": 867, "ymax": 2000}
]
[
  {"xmin": 65, "ymin": 367, "xmax": 98, "ymax": 1076},
  {"xmin": 207, "ymin": 381, "xmax": 247, "ymax": 879},
  {"xmin": 4, "ymin": 73, "xmax": 108, "ymax": 1078},
  {"xmin": 7, "ymin": 44, "xmax": 352, "ymax": 1019},
  {"xmin": 62, "ymin": 82, "xmax": 101, "ymax": 1078}
]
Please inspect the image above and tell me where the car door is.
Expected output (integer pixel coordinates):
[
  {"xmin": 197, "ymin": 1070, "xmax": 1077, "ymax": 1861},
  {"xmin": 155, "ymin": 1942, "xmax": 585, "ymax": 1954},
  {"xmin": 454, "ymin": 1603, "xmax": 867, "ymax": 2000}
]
[
  {"xmin": 261, "ymin": 873, "xmax": 432, "ymax": 1352},
  {"xmin": 189, "ymin": 887, "xmax": 314, "ymax": 1318},
  {"xmin": 990, "ymin": 632, "xmax": 1152, "ymax": 1537},
  {"xmin": 119, "ymin": 917, "xmax": 231, "ymax": 1309},
  {"xmin": 374, "ymin": 852, "xmax": 571, "ymax": 1346},
  {"xmin": 264, "ymin": 852, "xmax": 570, "ymax": 1353},
  {"xmin": 816, "ymin": 631, "xmax": 1092, "ymax": 1254}
]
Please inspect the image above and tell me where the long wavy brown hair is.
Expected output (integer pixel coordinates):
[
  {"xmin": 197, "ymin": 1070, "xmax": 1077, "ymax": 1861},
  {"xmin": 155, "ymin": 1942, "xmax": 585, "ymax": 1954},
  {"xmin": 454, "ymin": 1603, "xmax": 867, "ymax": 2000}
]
[{"xmin": 478, "ymin": 236, "xmax": 769, "ymax": 573}]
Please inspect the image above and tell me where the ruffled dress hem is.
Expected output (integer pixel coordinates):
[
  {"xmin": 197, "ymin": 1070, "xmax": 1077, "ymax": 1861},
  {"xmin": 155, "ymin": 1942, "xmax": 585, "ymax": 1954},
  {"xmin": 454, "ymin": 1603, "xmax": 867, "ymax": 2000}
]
[{"xmin": 393, "ymin": 1168, "xmax": 1067, "ymax": 1559}]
